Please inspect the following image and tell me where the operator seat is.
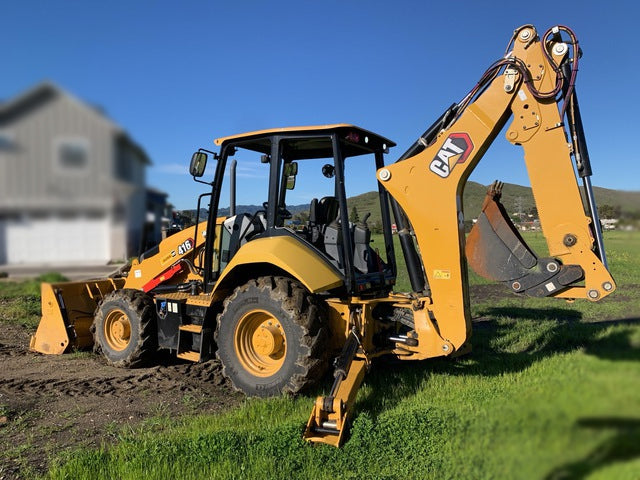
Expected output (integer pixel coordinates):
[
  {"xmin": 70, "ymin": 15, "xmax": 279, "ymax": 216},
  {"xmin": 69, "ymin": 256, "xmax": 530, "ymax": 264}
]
[
  {"xmin": 308, "ymin": 196, "xmax": 339, "ymax": 246},
  {"xmin": 222, "ymin": 213, "xmax": 266, "ymax": 263}
]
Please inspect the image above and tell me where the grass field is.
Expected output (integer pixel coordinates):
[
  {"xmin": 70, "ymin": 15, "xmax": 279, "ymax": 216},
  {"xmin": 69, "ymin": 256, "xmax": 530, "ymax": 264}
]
[
  {"xmin": 3, "ymin": 233, "xmax": 639, "ymax": 479},
  {"xmin": 0, "ymin": 272, "xmax": 67, "ymax": 330}
]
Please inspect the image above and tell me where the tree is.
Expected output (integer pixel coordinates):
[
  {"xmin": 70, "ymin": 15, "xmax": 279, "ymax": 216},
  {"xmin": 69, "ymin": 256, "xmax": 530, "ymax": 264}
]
[
  {"xmin": 174, "ymin": 210, "xmax": 195, "ymax": 228},
  {"xmin": 350, "ymin": 206, "xmax": 360, "ymax": 223},
  {"xmin": 293, "ymin": 211, "xmax": 309, "ymax": 224},
  {"xmin": 598, "ymin": 204, "xmax": 621, "ymax": 219},
  {"xmin": 370, "ymin": 221, "xmax": 383, "ymax": 234}
]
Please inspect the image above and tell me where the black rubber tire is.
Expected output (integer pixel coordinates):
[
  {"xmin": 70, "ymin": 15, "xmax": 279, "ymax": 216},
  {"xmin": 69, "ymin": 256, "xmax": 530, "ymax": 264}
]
[
  {"xmin": 92, "ymin": 289, "xmax": 156, "ymax": 368},
  {"xmin": 216, "ymin": 276, "xmax": 328, "ymax": 397}
]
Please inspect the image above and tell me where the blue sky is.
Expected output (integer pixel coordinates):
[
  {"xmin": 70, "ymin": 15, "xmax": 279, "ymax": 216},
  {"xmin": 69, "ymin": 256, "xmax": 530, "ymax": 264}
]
[{"xmin": 3, "ymin": 1, "xmax": 639, "ymax": 209}]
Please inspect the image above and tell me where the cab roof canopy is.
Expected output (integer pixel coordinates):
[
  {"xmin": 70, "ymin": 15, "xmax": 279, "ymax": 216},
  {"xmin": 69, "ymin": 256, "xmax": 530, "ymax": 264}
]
[{"xmin": 214, "ymin": 124, "xmax": 395, "ymax": 160}]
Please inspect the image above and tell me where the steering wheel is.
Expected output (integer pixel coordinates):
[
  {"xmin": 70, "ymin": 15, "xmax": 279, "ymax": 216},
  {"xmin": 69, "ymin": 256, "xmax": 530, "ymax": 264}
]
[
  {"xmin": 280, "ymin": 207, "xmax": 292, "ymax": 219},
  {"xmin": 262, "ymin": 201, "xmax": 292, "ymax": 220}
]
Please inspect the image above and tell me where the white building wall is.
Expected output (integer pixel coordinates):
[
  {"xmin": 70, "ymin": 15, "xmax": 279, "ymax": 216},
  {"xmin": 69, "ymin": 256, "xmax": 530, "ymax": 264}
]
[
  {"xmin": 0, "ymin": 85, "xmax": 152, "ymax": 265},
  {"xmin": 0, "ymin": 214, "xmax": 110, "ymax": 264}
]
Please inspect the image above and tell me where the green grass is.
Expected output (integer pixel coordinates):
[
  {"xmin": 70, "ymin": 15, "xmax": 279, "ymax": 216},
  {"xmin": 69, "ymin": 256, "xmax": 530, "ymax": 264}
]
[
  {"xmin": 0, "ymin": 273, "xmax": 68, "ymax": 329},
  {"xmin": 40, "ymin": 232, "xmax": 640, "ymax": 479},
  {"xmin": 45, "ymin": 318, "xmax": 640, "ymax": 480}
]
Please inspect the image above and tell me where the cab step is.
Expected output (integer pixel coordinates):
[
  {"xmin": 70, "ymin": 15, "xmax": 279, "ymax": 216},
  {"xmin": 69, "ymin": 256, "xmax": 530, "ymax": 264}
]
[
  {"xmin": 179, "ymin": 324, "xmax": 203, "ymax": 334},
  {"xmin": 177, "ymin": 323, "xmax": 210, "ymax": 362},
  {"xmin": 176, "ymin": 350, "xmax": 201, "ymax": 362}
]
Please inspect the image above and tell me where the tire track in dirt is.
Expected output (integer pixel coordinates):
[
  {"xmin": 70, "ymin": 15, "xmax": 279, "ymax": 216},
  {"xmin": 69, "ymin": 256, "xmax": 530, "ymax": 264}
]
[
  {"xmin": 0, "ymin": 360, "xmax": 229, "ymax": 398},
  {"xmin": 0, "ymin": 321, "xmax": 242, "ymax": 480}
]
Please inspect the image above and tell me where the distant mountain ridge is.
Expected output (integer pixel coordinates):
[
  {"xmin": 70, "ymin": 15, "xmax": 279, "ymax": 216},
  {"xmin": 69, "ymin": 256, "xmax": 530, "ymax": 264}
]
[
  {"xmin": 463, "ymin": 182, "xmax": 640, "ymax": 219},
  {"xmin": 179, "ymin": 182, "xmax": 639, "ymax": 226},
  {"xmin": 345, "ymin": 182, "xmax": 639, "ymax": 228}
]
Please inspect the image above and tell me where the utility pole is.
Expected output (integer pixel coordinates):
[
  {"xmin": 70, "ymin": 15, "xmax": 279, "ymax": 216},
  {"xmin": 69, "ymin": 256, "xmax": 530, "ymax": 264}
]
[{"xmin": 516, "ymin": 196, "xmax": 524, "ymax": 224}]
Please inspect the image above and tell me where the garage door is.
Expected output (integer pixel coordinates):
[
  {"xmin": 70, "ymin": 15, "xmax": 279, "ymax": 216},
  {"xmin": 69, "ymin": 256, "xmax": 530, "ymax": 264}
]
[{"xmin": 0, "ymin": 214, "xmax": 110, "ymax": 264}]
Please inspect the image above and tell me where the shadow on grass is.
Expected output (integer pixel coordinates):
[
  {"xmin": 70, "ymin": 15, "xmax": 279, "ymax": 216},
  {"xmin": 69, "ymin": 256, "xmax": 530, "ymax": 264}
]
[
  {"xmin": 544, "ymin": 417, "xmax": 640, "ymax": 480},
  {"xmin": 355, "ymin": 310, "xmax": 640, "ymax": 420},
  {"xmin": 478, "ymin": 306, "xmax": 583, "ymax": 321}
]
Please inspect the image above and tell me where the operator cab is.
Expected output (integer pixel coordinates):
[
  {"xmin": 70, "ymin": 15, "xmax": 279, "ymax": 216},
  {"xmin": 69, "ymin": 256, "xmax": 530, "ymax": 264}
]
[{"xmin": 192, "ymin": 124, "xmax": 398, "ymax": 296}]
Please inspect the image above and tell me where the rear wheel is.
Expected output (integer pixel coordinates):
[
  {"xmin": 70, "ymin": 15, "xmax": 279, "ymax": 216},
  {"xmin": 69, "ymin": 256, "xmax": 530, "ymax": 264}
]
[
  {"xmin": 92, "ymin": 289, "xmax": 156, "ymax": 367},
  {"xmin": 216, "ymin": 276, "xmax": 328, "ymax": 397}
]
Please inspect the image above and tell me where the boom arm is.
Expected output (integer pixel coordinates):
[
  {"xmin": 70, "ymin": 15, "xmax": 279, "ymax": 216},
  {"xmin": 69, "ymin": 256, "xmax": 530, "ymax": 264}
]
[{"xmin": 378, "ymin": 25, "xmax": 615, "ymax": 357}]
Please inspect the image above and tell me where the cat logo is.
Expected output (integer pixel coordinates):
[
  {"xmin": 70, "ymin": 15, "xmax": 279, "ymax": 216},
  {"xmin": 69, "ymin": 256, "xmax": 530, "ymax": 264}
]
[{"xmin": 429, "ymin": 133, "xmax": 474, "ymax": 178}]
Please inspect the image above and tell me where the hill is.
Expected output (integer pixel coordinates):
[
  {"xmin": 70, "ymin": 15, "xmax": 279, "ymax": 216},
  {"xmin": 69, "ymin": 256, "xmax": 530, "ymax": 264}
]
[
  {"xmin": 179, "ymin": 183, "xmax": 639, "ymax": 227},
  {"xmin": 590, "ymin": 186, "xmax": 640, "ymax": 215},
  {"xmin": 346, "ymin": 181, "xmax": 640, "ymax": 228},
  {"xmin": 340, "ymin": 182, "xmax": 533, "ymax": 231}
]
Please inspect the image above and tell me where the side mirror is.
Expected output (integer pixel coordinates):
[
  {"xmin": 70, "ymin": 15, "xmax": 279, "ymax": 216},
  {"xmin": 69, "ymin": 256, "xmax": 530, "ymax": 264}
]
[
  {"xmin": 322, "ymin": 163, "xmax": 335, "ymax": 178},
  {"xmin": 189, "ymin": 152, "xmax": 208, "ymax": 177},
  {"xmin": 283, "ymin": 161, "xmax": 298, "ymax": 176},
  {"xmin": 284, "ymin": 161, "xmax": 298, "ymax": 190}
]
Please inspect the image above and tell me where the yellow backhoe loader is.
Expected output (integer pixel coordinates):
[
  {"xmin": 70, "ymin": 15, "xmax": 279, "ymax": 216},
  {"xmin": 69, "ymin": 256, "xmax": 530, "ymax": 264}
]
[{"xmin": 30, "ymin": 24, "xmax": 616, "ymax": 446}]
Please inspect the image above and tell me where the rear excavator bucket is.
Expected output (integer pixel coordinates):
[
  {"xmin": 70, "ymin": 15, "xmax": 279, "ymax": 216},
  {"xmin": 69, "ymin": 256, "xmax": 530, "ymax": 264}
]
[
  {"xmin": 466, "ymin": 182, "xmax": 537, "ymax": 282},
  {"xmin": 30, "ymin": 278, "xmax": 125, "ymax": 354},
  {"xmin": 466, "ymin": 182, "xmax": 583, "ymax": 296}
]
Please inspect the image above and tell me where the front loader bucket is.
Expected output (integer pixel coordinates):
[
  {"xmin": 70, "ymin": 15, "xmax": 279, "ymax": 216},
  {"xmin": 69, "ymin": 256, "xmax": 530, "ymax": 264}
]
[{"xmin": 30, "ymin": 278, "xmax": 125, "ymax": 354}]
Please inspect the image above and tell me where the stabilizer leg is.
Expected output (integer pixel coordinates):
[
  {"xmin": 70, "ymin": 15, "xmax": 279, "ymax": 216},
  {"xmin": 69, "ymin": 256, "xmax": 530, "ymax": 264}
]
[{"xmin": 304, "ymin": 329, "xmax": 367, "ymax": 447}]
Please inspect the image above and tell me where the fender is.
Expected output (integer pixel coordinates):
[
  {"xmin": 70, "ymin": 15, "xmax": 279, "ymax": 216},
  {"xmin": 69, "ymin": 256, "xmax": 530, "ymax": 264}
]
[{"xmin": 213, "ymin": 235, "xmax": 344, "ymax": 294}]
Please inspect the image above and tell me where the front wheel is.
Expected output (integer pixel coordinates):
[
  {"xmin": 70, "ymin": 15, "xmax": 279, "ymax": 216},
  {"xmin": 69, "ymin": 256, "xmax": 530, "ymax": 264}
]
[
  {"xmin": 216, "ymin": 276, "xmax": 328, "ymax": 397},
  {"xmin": 92, "ymin": 289, "xmax": 156, "ymax": 367}
]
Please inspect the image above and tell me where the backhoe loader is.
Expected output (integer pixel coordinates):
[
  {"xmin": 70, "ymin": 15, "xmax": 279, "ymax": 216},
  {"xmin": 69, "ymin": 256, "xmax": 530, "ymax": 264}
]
[{"xmin": 30, "ymin": 24, "xmax": 616, "ymax": 446}]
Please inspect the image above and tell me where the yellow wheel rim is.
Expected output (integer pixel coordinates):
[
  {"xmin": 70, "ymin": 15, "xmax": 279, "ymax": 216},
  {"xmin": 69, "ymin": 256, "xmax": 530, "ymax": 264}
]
[
  {"xmin": 103, "ymin": 308, "xmax": 132, "ymax": 351},
  {"xmin": 234, "ymin": 309, "xmax": 286, "ymax": 377}
]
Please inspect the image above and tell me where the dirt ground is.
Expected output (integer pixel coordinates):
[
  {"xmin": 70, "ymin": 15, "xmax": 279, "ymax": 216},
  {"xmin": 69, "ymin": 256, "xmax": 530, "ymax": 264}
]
[{"xmin": 0, "ymin": 322, "xmax": 242, "ymax": 480}]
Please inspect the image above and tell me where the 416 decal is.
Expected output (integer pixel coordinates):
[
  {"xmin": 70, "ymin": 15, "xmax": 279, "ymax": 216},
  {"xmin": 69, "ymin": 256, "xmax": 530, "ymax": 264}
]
[{"xmin": 177, "ymin": 238, "xmax": 194, "ymax": 256}]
